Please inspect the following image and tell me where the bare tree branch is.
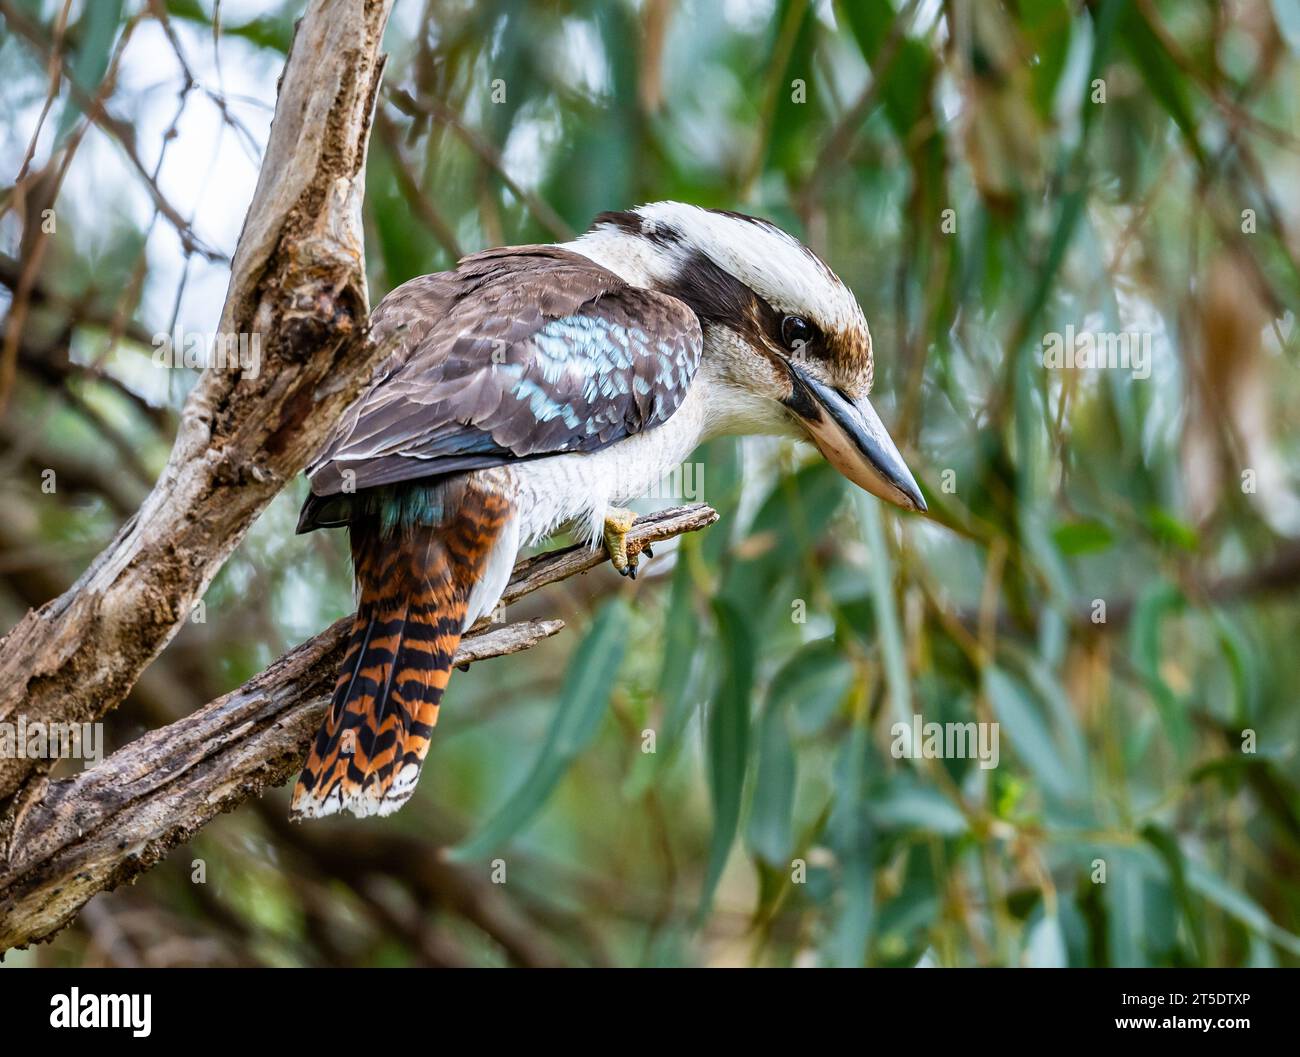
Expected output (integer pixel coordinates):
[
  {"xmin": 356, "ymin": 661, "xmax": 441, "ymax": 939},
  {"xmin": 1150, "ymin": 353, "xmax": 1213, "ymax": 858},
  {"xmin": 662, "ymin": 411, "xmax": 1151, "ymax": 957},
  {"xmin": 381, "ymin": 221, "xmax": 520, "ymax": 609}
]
[
  {"xmin": 0, "ymin": 504, "xmax": 718, "ymax": 951},
  {"xmin": 0, "ymin": 0, "xmax": 396, "ymax": 805}
]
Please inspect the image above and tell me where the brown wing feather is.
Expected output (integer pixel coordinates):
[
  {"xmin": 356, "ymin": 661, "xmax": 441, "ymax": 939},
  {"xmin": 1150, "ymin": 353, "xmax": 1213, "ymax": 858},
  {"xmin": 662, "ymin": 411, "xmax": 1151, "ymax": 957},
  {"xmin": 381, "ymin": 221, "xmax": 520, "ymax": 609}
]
[{"xmin": 302, "ymin": 247, "xmax": 703, "ymax": 506}]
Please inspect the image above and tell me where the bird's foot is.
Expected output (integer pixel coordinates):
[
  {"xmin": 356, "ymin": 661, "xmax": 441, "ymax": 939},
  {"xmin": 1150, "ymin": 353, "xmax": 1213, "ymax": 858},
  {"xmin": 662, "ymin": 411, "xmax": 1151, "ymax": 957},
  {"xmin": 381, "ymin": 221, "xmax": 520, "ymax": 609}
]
[{"xmin": 602, "ymin": 506, "xmax": 648, "ymax": 579}]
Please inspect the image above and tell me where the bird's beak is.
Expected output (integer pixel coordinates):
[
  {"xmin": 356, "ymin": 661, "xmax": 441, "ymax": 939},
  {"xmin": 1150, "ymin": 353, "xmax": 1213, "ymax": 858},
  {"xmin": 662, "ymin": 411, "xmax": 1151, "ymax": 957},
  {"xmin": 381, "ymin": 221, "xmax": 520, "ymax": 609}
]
[{"xmin": 782, "ymin": 362, "xmax": 927, "ymax": 513}]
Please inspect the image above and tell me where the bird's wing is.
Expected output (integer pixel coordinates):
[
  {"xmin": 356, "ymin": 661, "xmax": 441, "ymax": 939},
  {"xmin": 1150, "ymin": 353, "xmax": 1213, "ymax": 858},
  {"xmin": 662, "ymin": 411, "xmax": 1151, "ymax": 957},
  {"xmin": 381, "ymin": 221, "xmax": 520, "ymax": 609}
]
[{"xmin": 305, "ymin": 246, "xmax": 703, "ymax": 500}]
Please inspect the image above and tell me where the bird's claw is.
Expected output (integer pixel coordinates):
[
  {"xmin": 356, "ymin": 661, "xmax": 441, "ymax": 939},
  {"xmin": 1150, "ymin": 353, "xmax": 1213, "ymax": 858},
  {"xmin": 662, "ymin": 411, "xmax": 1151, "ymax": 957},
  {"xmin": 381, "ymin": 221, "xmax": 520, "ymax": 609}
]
[{"xmin": 603, "ymin": 506, "xmax": 646, "ymax": 581}]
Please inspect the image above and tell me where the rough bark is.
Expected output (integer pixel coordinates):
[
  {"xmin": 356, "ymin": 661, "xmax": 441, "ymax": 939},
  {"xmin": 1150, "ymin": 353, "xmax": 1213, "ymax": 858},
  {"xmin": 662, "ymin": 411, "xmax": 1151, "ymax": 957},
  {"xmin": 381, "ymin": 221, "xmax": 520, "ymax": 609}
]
[
  {"xmin": 0, "ymin": 504, "xmax": 718, "ymax": 951},
  {"xmin": 0, "ymin": 0, "xmax": 722, "ymax": 959},
  {"xmin": 0, "ymin": 0, "xmax": 396, "ymax": 804}
]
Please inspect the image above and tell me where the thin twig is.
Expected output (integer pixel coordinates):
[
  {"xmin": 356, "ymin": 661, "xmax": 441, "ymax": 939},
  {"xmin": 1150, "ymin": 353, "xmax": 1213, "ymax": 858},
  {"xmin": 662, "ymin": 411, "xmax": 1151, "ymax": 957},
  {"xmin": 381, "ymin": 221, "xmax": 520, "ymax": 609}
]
[
  {"xmin": 0, "ymin": 503, "xmax": 717, "ymax": 951},
  {"xmin": 386, "ymin": 87, "xmax": 575, "ymax": 242}
]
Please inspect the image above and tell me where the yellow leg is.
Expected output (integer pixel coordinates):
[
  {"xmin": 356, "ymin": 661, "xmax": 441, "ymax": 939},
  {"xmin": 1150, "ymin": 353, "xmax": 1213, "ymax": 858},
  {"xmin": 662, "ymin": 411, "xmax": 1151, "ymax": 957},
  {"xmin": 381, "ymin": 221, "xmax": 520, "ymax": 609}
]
[{"xmin": 602, "ymin": 506, "xmax": 649, "ymax": 579}]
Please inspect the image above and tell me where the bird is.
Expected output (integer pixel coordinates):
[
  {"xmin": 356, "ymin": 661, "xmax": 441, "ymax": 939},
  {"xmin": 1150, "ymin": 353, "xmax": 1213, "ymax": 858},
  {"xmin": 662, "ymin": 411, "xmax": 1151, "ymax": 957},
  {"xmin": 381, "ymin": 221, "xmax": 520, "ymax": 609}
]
[{"xmin": 290, "ymin": 201, "xmax": 926, "ymax": 821}]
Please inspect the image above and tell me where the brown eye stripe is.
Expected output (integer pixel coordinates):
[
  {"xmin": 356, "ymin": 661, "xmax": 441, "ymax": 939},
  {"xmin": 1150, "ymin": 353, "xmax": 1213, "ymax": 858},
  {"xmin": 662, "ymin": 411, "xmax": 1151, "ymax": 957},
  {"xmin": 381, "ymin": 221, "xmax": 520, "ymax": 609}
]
[{"xmin": 656, "ymin": 248, "xmax": 874, "ymax": 383}]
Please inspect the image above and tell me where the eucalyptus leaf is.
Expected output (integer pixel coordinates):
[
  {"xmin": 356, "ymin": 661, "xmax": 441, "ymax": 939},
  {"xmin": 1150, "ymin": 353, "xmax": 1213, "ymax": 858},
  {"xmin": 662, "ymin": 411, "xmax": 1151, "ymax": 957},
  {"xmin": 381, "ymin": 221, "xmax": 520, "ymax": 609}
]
[
  {"xmin": 449, "ymin": 598, "xmax": 631, "ymax": 861},
  {"xmin": 696, "ymin": 598, "xmax": 756, "ymax": 920}
]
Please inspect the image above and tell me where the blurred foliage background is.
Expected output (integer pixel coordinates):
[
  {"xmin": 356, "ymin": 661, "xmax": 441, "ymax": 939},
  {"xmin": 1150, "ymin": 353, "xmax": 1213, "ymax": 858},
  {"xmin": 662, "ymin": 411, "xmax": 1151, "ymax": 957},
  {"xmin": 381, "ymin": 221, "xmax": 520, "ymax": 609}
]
[{"xmin": 2, "ymin": 0, "xmax": 1299, "ymax": 967}]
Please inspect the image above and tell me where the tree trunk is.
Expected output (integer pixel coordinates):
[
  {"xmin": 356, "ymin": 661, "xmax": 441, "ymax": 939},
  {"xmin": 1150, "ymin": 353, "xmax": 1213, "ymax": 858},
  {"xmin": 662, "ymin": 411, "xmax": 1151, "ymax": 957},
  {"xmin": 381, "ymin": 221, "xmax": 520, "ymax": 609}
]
[{"xmin": 0, "ymin": 0, "xmax": 394, "ymax": 806}]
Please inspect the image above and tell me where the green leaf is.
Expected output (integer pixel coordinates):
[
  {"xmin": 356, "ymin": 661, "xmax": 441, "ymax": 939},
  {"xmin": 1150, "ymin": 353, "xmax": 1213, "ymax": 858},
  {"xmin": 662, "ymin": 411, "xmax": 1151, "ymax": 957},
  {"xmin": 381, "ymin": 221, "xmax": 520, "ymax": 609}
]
[
  {"xmin": 1140, "ymin": 823, "xmax": 1205, "ymax": 963},
  {"xmin": 166, "ymin": 0, "xmax": 295, "ymax": 53},
  {"xmin": 1210, "ymin": 609, "xmax": 1255, "ymax": 727},
  {"xmin": 746, "ymin": 693, "xmax": 797, "ymax": 866},
  {"xmin": 1273, "ymin": 0, "xmax": 1300, "ymax": 53},
  {"xmin": 448, "ymin": 598, "xmax": 631, "ymax": 860},
  {"xmin": 721, "ymin": 461, "xmax": 846, "ymax": 619},
  {"xmin": 769, "ymin": 637, "xmax": 854, "ymax": 738},
  {"xmin": 1104, "ymin": 847, "xmax": 1155, "ymax": 967},
  {"xmin": 655, "ymin": 542, "xmax": 703, "ymax": 751},
  {"xmin": 765, "ymin": 0, "xmax": 821, "ymax": 179},
  {"xmin": 1186, "ymin": 860, "xmax": 1300, "ymax": 957},
  {"xmin": 837, "ymin": 0, "xmax": 938, "ymax": 137},
  {"xmin": 1119, "ymin": 5, "xmax": 1205, "ymax": 164},
  {"xmin": 624, "ymin": 542, "xmax": 704, "ymax": 799},
  {"xmin": 871, "ymin": 779, "xmax": 969, "ymax": 836},
  {"xmin": 1024, "ymin": 911, "xmax": 1069, "ymax": 967},
  {"xmin": 1129, "ymin": 583, "xmax": 1190, "ymax": 758},
  {"xmin": 1144, "ymin": 506, "xmax": 1200, "ymax": 552},
  {"xmin": 1016, "ymin": 651, "xmax": 1089, "ymax": 783},
  {"xmin": 696, "ymin": 598, "xmax": 755, "ymax": 921},
  {"xmin": 698, "ymin": 437, "xmax": 743, "ymax": 568},
  {"xmin": 56, "ymin": 0, "xmax": 126, "ymax": 141},
  {"xmin": 983, "ymin": 665, "xmax": 1083, "ymax": 801},
  {"xmin": 1020, "ymin": 0, "xmax": 1074, "ymax": 119},
  {"xmin": 821, "ymin": 719, "xmax": 874, "ymax": 966},
  {"xmin": 1052, "ymin": 519, "xmax": 1114, "ymax": 556},
  {"xmin": 857, "ymin": 492, "xmax": 912, "ymax": 727},
  {"xmin": 367, "ymin": 144, "xmax": 436, "ymax": 288}
]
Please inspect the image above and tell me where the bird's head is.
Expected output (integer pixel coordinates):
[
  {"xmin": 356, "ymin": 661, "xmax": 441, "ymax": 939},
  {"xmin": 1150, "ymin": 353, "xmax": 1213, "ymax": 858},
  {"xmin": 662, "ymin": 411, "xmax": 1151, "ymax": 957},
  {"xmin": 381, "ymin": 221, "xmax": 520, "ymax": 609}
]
[{"xmin": 572, "ymin": 201, "xmax": 926, "ymax": 513}]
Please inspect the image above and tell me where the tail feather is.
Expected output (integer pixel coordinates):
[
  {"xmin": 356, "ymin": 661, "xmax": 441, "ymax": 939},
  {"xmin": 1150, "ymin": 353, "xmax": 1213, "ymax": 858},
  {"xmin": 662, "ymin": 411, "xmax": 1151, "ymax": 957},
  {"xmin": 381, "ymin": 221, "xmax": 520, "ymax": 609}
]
[{"xmin": 291, "ymin": 484, "xmax": 510, "ymax": 820}]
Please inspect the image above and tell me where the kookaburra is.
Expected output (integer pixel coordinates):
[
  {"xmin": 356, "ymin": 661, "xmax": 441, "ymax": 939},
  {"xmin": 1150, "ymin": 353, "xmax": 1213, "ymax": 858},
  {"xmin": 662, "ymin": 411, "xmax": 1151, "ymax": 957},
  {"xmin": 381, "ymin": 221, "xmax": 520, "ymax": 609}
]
[{"xmin": 291, "ymin": 201, "xmax": 925, "ymax": 820}]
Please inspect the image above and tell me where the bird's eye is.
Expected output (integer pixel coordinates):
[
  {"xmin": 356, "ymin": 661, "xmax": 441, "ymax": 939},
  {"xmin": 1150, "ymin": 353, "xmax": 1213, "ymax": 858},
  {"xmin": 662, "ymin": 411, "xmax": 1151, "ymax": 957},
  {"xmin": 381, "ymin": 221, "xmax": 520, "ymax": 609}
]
[{"xmin": 781, "ymin": 315, "xmax": 814, "ymax": 352}]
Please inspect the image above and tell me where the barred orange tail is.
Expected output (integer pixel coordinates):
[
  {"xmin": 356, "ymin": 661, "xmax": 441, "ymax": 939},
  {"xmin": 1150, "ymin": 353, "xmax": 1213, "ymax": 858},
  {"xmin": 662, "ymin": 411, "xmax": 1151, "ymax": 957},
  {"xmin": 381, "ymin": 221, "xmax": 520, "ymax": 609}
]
[{"xmin": 290, "ymin": 485, "xmax": 511, "ymax": 820}]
